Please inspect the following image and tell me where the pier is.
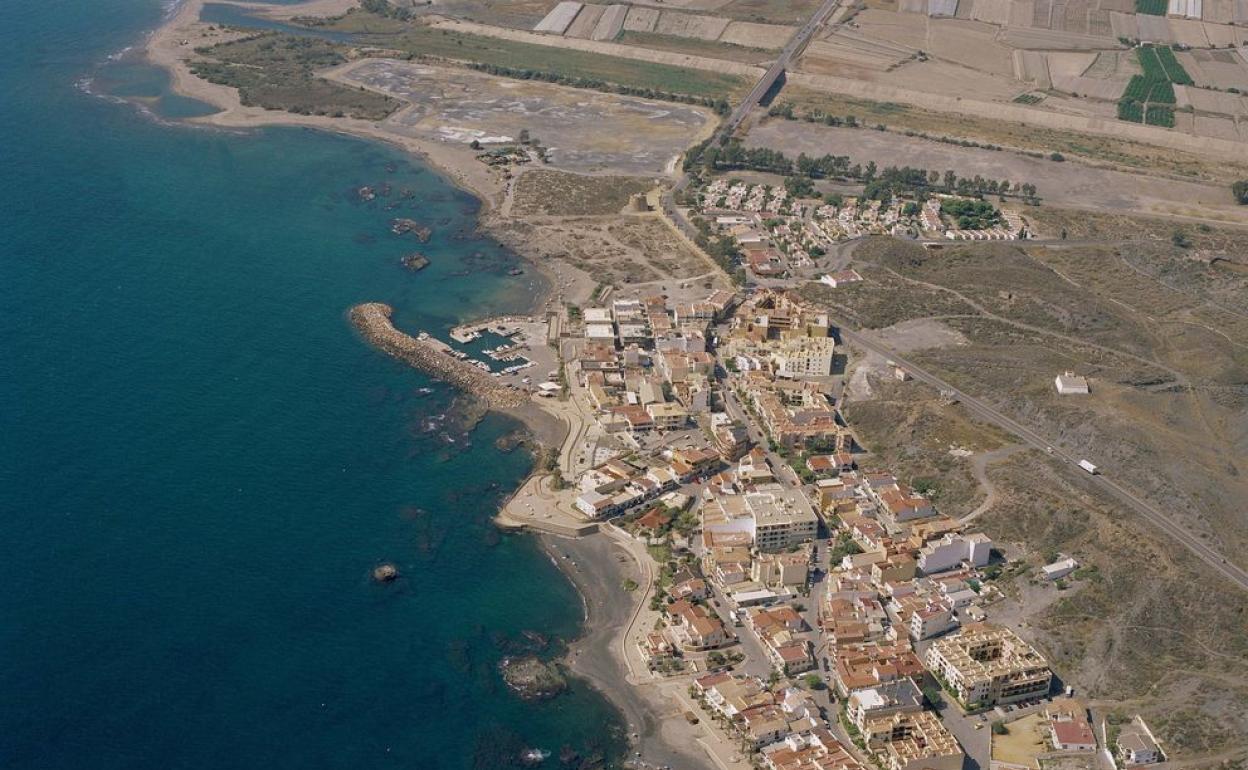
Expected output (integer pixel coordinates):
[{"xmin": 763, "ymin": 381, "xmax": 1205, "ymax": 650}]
[{"xmin": 349, "ymin": 303, "xmax": 530, "ymax": 410}]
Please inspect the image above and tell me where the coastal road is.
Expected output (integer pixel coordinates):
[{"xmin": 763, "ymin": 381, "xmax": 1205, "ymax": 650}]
[{"xmin": 835, "ymin": 324, "xmax": 1248, "ymax": 592}]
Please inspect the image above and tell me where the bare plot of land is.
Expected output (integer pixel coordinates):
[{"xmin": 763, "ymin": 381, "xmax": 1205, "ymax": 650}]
[
  {"xmin": 874, "ymin": 58, "xmax": 1023, "ymax": 100},
  {"xmin": 335, "ymin": 60, "xmax": 712, "ymax": 174},
  {"xmin": 1135, "ymin": 13, "xmax": 1176, "ymax": 42},
  {"xmin": 591, "ymin": 3, "xmax": 628, "ymax": 38},
  {"xmin": 623, "ymin": 5, "xmax": 660, "ymax": 31},
  {"xmin": 564, "ymin": 2, "xmax": 605, "ymax": 37},
  {"xmin": 1182, "ymin": 48, "xmax": 1248, "ymax": 90},
  {"xmin": 534, "ymin": 1, "xmax": 583, "ymax": 33},
  {"xmin": 852, "ymin": 8, "xmax": 930, "ymax": 49},
  {"xmin": 1199, "ymin": 20, "xmax": 1246, "ymax": 46},
  {"xmin": 511, "ymin": 169, "xmax": 656, "ymax": 215},
  {"xmin": 1171, "ymin": 17, "xmax": 1212, "ymax": 45},
  {"xmin": 718, "ymin": 20, "xmax": 795, "ymax": 47},
  {"xmin": 1000, "ymin": 25, "xmax": 1118, "ymax": 48},
  {"xmin": 1014, "ymin": 50, "xmax": 1051, "ymax": 85},
  {"xmin": 654, "ymin": 9, "xmax": 731, "ymax": 38},
  {"xmin": 1193, "ymin": 114, "xmax": 1243, "ymax": 140},
  {"xmin": 1106, "ymin": 9, "xmax": 1137, "ymax": 37},
  {"xmin": 493, "ymin": 216, "xmax": 713, "ymax": 286},
  {"xmin": 926, "ymin": 19, "xmax": 1015, "ymax": 76},
  {"xmin": 1047, "ymin": 51, "xmax": 1125, "ymax": 99},
  {"xmin": 1183, "ymin": 85, "xmax": 1248, "ymax": 116},
  {"xmin": 745, "ymin": 118, "xmax": 1248, "ymax": 221},
  {"xmin": 970, "ymin": 0, "xmax": 1014, "ymax": 22}
]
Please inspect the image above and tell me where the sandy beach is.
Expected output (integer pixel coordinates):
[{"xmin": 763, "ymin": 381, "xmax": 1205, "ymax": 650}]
[{"xmin": 549, "ymin": 531, "xmax": 721, "ymax": 770}]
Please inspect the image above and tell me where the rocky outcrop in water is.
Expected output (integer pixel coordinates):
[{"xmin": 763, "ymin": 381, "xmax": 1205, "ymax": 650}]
[
  {"xmin": 391, "ymin": 218, "xmax": 431, "ymax": 241},
  {"xmin": 499, "ymin": 656, "xmax": 566, "ymax": 701},
  {"xmin": 401, "ymin": 253, "xmax": 430, "ymax": 271}
]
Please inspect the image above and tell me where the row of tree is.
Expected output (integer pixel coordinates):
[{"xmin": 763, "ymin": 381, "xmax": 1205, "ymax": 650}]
[{"xmin": 686, "ymin": 140, "xmax": 1039, "ymax": 204}]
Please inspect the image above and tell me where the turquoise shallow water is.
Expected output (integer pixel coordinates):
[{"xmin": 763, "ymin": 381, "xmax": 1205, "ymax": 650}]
[{"xmin": 0, "ymin": 1, "xmax": 623, "ymax": 767}]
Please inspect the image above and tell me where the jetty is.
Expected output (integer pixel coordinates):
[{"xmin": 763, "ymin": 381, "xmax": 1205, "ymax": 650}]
[{"xmin": 349, "ymin": 303, "xmax": 529, "ymax": 410}]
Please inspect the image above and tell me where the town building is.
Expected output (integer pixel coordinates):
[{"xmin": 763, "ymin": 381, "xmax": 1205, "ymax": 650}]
[
  {"xmin": 924, "ymin": 624, "xmax": 1052, "ymax": 707},
  {"xmin": 861, "ymin": 710, "xmax": 964, "ymax": 770},
  {"xmin": 846, "ymin": 679, "xmax": 925, "ymax": 730},
  {"xmin": 917, "ymin": 533, "xmax": 994, "ymax": 575}
]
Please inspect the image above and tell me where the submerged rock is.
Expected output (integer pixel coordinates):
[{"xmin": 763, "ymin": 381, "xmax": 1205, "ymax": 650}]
[
  {"xmin": 391, "ymin": 218, "xmax": 431, "ymax": 241},
  {"xmin": 499, "ymin": 656, "xmax": 566, "ymax": 701},
  {"xmin": 401, "ymin": 253, "xmax": 430, "ymax": 271},
  {"xmin": 372, "ymin": 563, "xmax": 399, "ymax": 582}
]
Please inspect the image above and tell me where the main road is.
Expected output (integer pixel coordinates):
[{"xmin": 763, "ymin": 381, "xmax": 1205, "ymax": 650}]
[{"xmin": 836, "ymin": 323, "xmax": 1248, "ymax": 592}]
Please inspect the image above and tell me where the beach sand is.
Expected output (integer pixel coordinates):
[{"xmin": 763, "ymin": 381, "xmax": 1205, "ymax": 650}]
[
  {"xmin": 549, "ymin": 531, "xmax": 721, "ymax": 770},
  {"xmin": 144, "ymin": 4, "xmax": 713, "ymax": 767}
]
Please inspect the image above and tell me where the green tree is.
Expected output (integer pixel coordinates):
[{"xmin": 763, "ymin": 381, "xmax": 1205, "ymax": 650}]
[{"xmin": 1234, "ymin": 180, "xmax": 1248, "ymax": 205}]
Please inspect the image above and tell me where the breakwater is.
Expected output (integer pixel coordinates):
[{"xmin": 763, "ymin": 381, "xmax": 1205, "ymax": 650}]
[{"xmin": 349, "ymin": 302, "xmax": 531, "ymax": 410}]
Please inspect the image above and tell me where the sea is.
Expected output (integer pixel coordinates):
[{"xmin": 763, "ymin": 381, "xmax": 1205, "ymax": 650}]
[{"xmin": 0, "ymin": 1, "xmax": 626, "ymax": 767}]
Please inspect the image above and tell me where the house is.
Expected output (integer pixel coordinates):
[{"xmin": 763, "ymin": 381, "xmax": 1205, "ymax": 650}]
[
  {"xmin": 1118, "ymin": 717, "xmax": 1163, "ymax": 765},
  {"xmin": 1054, "ymin": 371, "xmax": 1090, "ymax": 395},
  {"xmin": 665, "ymin": 599, "xmax": 729, "ymax": 650},
  {"xmin": 1047, "ymin": 699, "xmax": 1096, "ymax": 752}
]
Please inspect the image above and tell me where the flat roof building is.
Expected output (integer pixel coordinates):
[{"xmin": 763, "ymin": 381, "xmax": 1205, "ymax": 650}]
[{"xmin": 924, "ymin": 624, "xmax": 1052, "ymax": 707}]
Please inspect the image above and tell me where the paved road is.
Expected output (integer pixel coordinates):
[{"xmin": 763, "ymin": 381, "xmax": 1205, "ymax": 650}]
[{"xmin": 836, "ymin": 324, "xmax": 1248, "ymax": 592}]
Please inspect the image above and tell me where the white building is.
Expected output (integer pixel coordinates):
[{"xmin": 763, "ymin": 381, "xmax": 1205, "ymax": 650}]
[
  {"xmin": 1054, "ymin": 371, "xmax": 1090, "ymax": 395},
  {"xmin": 1042, "ymin": 557, "xmax": 1078, "ymax": 581},
  {"xmin": 917, "ymin": 533, "xmax": 993, "ymax": 575},
  {"xmin": 773, "ymin": 337, "xmax": 836, "ymax": 379}
]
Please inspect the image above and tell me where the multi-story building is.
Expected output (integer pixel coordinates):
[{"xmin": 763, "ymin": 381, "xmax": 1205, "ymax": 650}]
[
  {"xmin": 846, "ymin": 678, "xmax": 925, "ymax": 731},
  {"xmin": 773, "ymin": 337, "xmax": 836, "ymax": 379},
  {"xmin": 861, "ymin": 710, "xmax": 964, "ymax": 770},
  {"xmin": 702, "ymin": 487, "xmax": 818, "ymax": 552},
  {"xmin": 924, "ymin": 624, "xmax": 1052, "ymax": 707}
]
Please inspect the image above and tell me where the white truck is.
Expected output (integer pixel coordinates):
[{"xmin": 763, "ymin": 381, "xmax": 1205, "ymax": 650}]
[{"xmin": 1078, "ymin": 459, "xmax": 1098, "ymax": 475}]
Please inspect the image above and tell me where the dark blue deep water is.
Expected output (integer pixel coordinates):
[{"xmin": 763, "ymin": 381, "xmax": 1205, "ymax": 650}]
[{"xmin": 0, "ymin": 1, "xmax": 623, "ymax": 767}]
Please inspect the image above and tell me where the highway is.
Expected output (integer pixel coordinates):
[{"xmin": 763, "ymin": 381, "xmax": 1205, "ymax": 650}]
[{"xmin": 836, "ymin": 324, "xmax": 1248, "ymax": 592}]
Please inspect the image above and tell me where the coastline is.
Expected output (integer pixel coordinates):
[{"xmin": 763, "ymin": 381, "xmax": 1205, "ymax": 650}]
[
  {"xmin": 546, "ymin": 530, "xmax": 720, "ymax": 770},
  {"xmin": 142, "ymin": 4, "xmax": 705, "ymax": 767}
]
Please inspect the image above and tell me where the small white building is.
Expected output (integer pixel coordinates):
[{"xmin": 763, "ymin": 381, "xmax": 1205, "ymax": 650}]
[
  {"xmin": 1054, "ymin": 371, "xmax": 1090, "ymax": 395},
  {"xmin": 1042, "ymin": 557, "xmax": 1078, "ymax": 581}
]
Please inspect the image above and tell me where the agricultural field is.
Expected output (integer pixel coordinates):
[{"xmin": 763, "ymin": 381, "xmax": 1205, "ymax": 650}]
[{"xmin": 1116, "ymin": 45, "xmax": 1195, "ymax": 127}]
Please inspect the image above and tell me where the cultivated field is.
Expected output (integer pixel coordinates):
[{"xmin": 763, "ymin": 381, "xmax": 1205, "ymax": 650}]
[{"xmin": 334, "ymin": 59, "xmax": 714, "ymax": 174}]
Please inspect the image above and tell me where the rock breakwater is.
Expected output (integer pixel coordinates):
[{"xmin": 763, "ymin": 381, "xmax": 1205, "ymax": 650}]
[{"xmin": 349, "ymin": 303, "xmax": 529, "ymax": 411}]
